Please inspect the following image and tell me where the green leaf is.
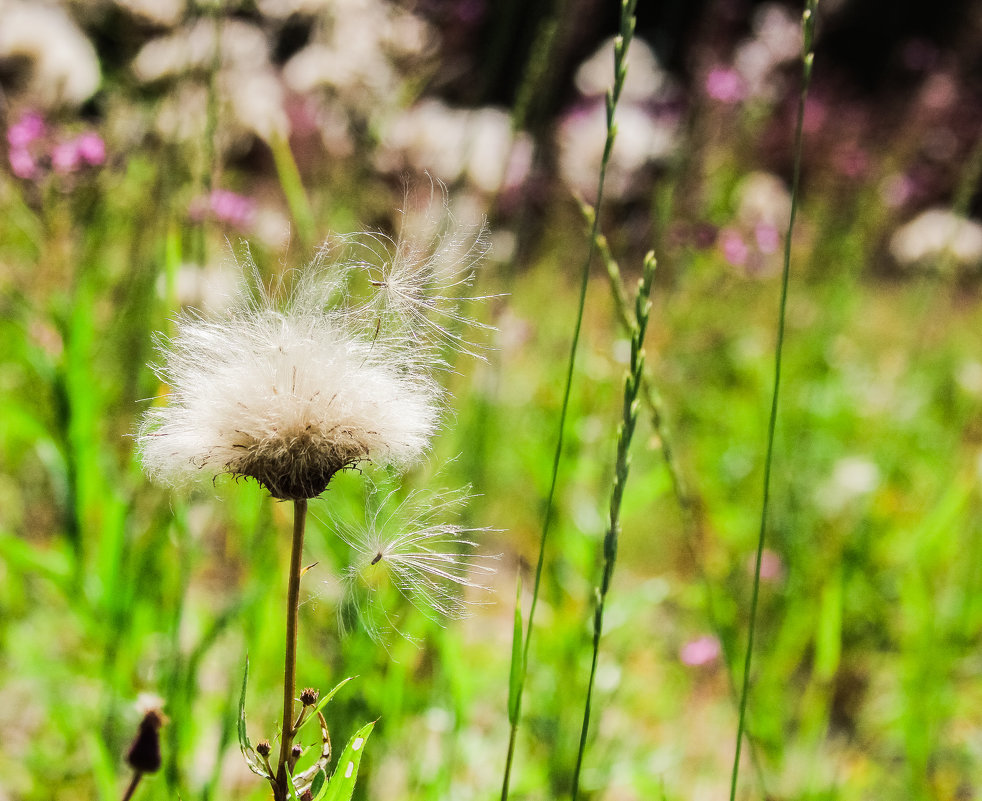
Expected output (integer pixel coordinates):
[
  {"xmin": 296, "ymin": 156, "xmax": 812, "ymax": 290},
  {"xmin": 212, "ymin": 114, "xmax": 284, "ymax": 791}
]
[
  {"xmin": 507, "ymin": 576, "xmax": 524, "ymax": 725},
  {"xmin": 815, "ymin": 565, "xmax": 843, "ymax": 682},
  {"xmin": 85, "ymin": 731, "xmax": 117, "ymax": 801},
  {"xmin": 286, "ymin": 762, "xmax": 301, "ymax": 800},
  {"xmin": 310, "ymin": 769, "xmax": 327, "ymax": 798},
  {"xmin": 237, "ymin": 657, "xmax": 270, "ymax": 779},
  {"xmin": 237, "ymin": 657, "xmax": 251, "ymax": 751},
  {"xmin": 0, "ymin": 529, "xmax": 72, "ymax": 586},
  {"xmin": 295, "ymin": 675, "xmax": 356, "ymax": 738},
  {"xmin": 319, "ymin": 720, "xmax": 376, "ymax": 801}
]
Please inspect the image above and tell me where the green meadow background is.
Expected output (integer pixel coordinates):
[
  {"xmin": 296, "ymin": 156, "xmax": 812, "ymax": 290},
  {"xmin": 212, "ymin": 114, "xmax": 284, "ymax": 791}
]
[{"xmin": 2, "ymin": 1, "xmax": 982, "ymax": 799}]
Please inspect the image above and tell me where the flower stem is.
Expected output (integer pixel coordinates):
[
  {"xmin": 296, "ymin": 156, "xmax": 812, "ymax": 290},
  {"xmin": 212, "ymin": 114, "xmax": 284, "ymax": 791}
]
[
  {"xmin": 728, "ymin": 3, "xmax": 817, "ymax": 799},
  {"xmin": 275, "ymin": 498, "xmax": 308, "ymax": 801},
  {"xmin": 120, "ymin": 772, "xmax": 142, "ymax": 801}
]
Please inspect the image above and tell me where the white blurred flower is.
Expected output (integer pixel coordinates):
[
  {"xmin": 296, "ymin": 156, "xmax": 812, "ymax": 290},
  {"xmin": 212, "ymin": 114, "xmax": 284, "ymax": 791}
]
[
  {"xmin": 132, "ymin": 18, "xmax": 269, "ymax": 80},
  {"xmin": 957, "ymin": 360, "xmax": 982, "ymax": 396},
  {"xmin": 889, "ymin": 208, "xmax": 982, "ymax": 272},
  {"xmin": 816, "ymin": 456, "xmax": 880, "ymax": 516},
  {"xmin": 140, "ymin": 202, "xmax": 488, "ymax": 499},
  {"xmin": 256, "ymin": 0, "xmax": 331, "ymax": 17},
  {"xmin": 336, "ymin": 484, "xmax": 496, "ymax": 642},
  {"xmin": 574, "ymin": 36, "xmax": 672, "ymax": 102},
  {"xmin": 221, "ymin": 68, "xmax": 289, "ymax": 142},
  {"xmin": 376, "ymin": 100, "xmax": 532, "ymax": 194},
  {"xmin": 114, "ymin": 0, "xmax": 186, "ymax": 27},
  {"xmin": 0, "ymin": 0, "xmax": 101, "ymax": 108},
  {"xmin": 735, "ymin": 171, "xmax": 792, "ymax": 229},
  {"xmin": 162, "ymin": 262, "xmax": 241, "ymax": 313},
  {"xmin": 733, "ymin": 2, "xmax": 803, "ymax": 102},
  {"xmin": 133, "ymin": 17, "xmax": 288, "ymax": 143},
  {"xmin": 281, "ymin": 0, "xmax": 433, "ymax": 117},
  {"xmin": 557, "ymin": 100, "xmax": 678, "ymax": 201}
]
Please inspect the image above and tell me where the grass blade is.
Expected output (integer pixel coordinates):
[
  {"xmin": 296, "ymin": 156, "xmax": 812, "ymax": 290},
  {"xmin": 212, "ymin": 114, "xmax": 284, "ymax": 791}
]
[
  {"xmin": 237, "ymin": 657, "xmax": 270, "ymax": 779},
  {"xmin": 499, "ymin": 2, "xmax": 639, "ymax": 797},
  {"xmin": 319, "ymin": 720, "xmax": 376, "ymax": 801},
  {"xmin": 571, "ymin": 252, "xmax": 655, "ymax": 800},
  {"xmin": 507, "ymin": 575, "xmax": 524, "ymax": 726},
  {"xmin": 728, "ymin": 2, "xmax": 819, "ymax": 799}
]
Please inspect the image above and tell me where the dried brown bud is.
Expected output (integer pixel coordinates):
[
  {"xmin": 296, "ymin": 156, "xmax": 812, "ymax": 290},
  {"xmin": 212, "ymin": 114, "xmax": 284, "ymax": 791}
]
[
  {"xmin": 291, "ymin": 744, "xmax": 303, "ymax": 760},
  {"xmin": 299, "ymin": 687, "xmax": 319, "ymax": 707},
  {"xmin": 300, "ymin": 791, "xmax": 313, "ymax": 801},
  {"xmin": 126, "ymin": 709, "xmax": 166, "ymax": 774},
  {"xmin": 256, "ymin": 739, "xmax": 271, "ymax": 758}
]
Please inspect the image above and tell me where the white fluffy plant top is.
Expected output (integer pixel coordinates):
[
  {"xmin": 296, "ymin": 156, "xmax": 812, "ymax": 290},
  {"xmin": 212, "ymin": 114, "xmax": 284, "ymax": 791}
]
[{"xmin": 139, "ymin": 210, "xmax": 489, "ymax": 500}]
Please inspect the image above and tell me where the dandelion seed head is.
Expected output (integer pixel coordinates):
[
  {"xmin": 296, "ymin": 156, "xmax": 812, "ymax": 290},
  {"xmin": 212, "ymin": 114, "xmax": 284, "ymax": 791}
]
[
  {"xmin": 333, "ymin": 484, "xmax": 497, "ymax": 643},
  {"xmin": 323, "ymin": 185, "xmax": 493, "ymax": 361},
  {"xmin": 140, "ymin": 247, "xmax": 453, "ymax": 499},
  {"xmin": 140, "ymin": 187, "xmax": 492, "ymax": 507}
]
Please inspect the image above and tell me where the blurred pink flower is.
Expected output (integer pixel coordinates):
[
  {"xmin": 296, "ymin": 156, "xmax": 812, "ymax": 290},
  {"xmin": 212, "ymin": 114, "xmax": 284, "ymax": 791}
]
[
  {"xmin": 833, "ymin": 145, "xmax": 869, "ymax": 179},
  {"xmin": 8, "ymin": 147, "xmax": 38, "ymax": 179},
  {"xmin": 719, "ymin": 227, "xmax": 749, "ymax": 266},
  {"xmin": 7, "ymin": 111, "xmax": 45, "ymax": 148},
  {"xmin": 191, "ymin": 189, "xmax": 256, "ymax": 229},
  {"xmin": 747, "ymin": 547, "xmax": 784, "ymax": 582},
  {"xmin": 76, "ymin": 132, "xmax": 106, "ymax": 166},
  {"xmin": 803, "ymin": 96, "xmax": 827, "ymax": 134},
  {"xmin": 755, "ymin": 223, "xmax": 780, "ymax": 254},
  {"xmin": 705, "ymin": 67, "xmax": 746, "ymax": 104},
  {"xmin": 6, "ymin": 115, "xmax": 105, "ymax": 180},
  {"xmin": 51, "ymin": 141, "xmax": 82, "ymax": 174},
  {"xmin": 680, "ymin": 635, "xmax": 721, "ymax": 667},
  {"xmin": 880, "ymin": 173, "xmax": 916, "ymax": 208}
]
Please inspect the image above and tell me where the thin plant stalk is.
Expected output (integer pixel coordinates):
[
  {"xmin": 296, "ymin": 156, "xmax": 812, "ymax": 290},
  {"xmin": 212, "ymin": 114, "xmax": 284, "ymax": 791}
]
[
  {"xmin": 571, "ymin": 252, "xmax": 655, "ymax": 801},
  {"xmin": 499, "ymin": 2, "xmax": 638, "ymax": 798},
  {"xmin": 274, "ymin": 498, "xmax": 308, "ymax": 801},
  {"xmin": 728, "ymin": 2, "xmax": 818, "ymax": 799},
  {"xmin": 269, "ymin": 132, "xmax": 315, "ymax": 251},
  {"xmin": 120, "ymin": 773, "xmax": 142, "ymax": 801},
  {"xmin": 580, "ymin": 202, "xmax": 769, "ymax": 791}
]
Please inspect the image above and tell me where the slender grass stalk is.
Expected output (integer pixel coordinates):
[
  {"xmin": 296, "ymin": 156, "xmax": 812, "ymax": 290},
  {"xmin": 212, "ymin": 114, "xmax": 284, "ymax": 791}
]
[
  {"xmin": 499, "ymin": 2, "xmax": 638, "ymax": 798},
  {"xmin": 576, "ymin": 203, "xmax": 696, "ymax": 529},
  {"xmin": 578, "ymin": 201, "xmax": 768, "ymax": 790},
  {"xmin": 120, "ymin": 772, "xmax": 142, "ymax": 801},
  {"xmin": 274, "ymin": 498, "xmax": 308, "ymax": 801},
  {"xmin": 571, "ymin": 252, "xmax": 655, "ymax": 801},
  {"xmin": 269, "ymin": 132, "xmax": 315, "ymax": 251},
  {"xmin": 728, "ymin": 3, "xmax": 818, "ymax": 799}
]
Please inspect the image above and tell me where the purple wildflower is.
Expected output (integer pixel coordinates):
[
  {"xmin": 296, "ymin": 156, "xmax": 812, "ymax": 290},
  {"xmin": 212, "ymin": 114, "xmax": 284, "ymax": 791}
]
[
  {"xmin": 76, "ymin": 132, "xmax": 106, "ymax": 166},
  {"xmin": 680, "ymin": 635, "xmax": 721, "ymax": 667},
  {"xmin": 8, "ymin": 147, "xmax": 38, "ymax": 179},
  {"xmin": 7, "ymin": 111, "xmax": 45, "ymax": 148},
  {"xmin": 705, "ymin": 67, "xmax": 746, "ymax": 104},
  {"xmin": 719, "ymin": 227, "xmax": 749, "ymax": 266}
]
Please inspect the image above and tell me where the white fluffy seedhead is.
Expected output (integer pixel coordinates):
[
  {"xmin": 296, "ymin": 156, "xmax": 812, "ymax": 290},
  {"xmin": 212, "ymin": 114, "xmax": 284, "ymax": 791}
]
[
  {"xmin": 141, "ymin": 257, "xmax": 443, "ymax": 499},
  {"xmin": 325, "ymin": 188, "xmax": 493, "ymax": 361},
  {"xmin": 139, "ymin": 192, "xmax": 491, "ymax": 501},
  {"xmin": 334, "ymin": 484, "xmax": 497, "ymax": 643}
]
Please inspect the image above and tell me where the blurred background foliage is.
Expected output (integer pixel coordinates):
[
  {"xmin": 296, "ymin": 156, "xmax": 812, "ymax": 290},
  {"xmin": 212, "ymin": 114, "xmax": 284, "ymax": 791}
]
[{"xmin": 2, "ymin": 0, "xmax": 982, "ymax": 799}]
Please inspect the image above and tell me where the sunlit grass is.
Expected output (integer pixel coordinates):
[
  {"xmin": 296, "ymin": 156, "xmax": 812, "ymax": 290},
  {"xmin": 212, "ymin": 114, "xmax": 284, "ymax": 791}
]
[{"xmin": 3, "ymin": 1, "xmax": 982, "ymax": 799}]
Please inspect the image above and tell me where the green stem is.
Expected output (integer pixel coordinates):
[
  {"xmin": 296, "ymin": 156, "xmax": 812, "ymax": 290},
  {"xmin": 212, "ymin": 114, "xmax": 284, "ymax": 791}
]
[
  {"xmin": 499, "ymin": 4, "xmax": 638, "ymax": 798},
  {"xmin": 269, "ymin": 133, "xmax": 315, "ymax": 251},
  {"xmin": 571, "ymin": 253, "xmax": 654, "ymax": 801},
  {"xmin": 275, "ymin": 498, "xmax": 308, "ymax": 801},
  {"xmin": 728, "ymin": 3, "xmax": 817, "ymax": 799},
  {"xmin": 121, "ymin": 772, "xmax": 142, "ymax": 801}
]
